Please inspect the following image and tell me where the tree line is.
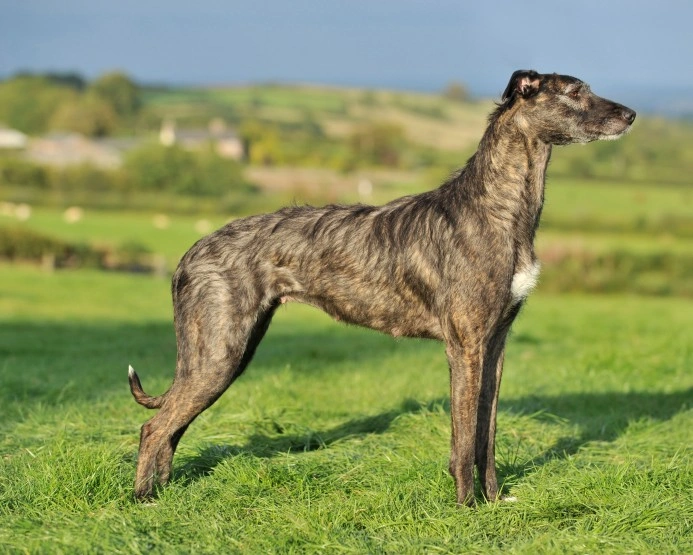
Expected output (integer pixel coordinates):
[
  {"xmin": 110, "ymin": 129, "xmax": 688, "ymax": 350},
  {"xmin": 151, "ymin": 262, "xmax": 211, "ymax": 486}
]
[{"xmin": 0, "ymin": 71, "xmax": 141, "ymax": 136}]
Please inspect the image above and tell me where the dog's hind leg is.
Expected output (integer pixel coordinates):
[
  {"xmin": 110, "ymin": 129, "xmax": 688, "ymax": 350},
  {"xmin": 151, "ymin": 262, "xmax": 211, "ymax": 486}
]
[{"xmin": 133, "ymin": 302, "xmax": 277, "ymax": 499}]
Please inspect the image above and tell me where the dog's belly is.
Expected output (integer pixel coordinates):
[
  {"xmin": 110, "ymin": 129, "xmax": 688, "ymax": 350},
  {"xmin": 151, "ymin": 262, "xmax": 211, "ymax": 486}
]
[
  {"xmin": 270, "ymin": 244, "xmax": 444, "ymax": 340},
  {"xmin": 288, "ymin": 288, "xmax": 443, "ymax": 340}
]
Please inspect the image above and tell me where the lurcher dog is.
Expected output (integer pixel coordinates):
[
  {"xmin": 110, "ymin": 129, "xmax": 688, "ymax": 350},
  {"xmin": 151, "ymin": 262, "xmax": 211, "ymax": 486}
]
[{"xmin": 129, "ymin": 70, "xmax": 636, "ymax": 505}]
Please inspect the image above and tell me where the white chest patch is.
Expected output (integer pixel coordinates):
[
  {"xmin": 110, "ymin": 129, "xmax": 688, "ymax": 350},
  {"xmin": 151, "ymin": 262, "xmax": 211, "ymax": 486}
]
[{"xmin": 511, "ymin": 261, "xmax": 541, "ymax": 304}]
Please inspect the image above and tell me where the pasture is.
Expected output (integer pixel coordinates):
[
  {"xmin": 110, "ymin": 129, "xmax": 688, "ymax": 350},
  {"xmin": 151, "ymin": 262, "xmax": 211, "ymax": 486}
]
[
  {"xmin": 1, "ymin": 87, "xmax": 692, "ymax": 549},
  {"xmin": 1, "ymin": 205, "xmax": 692, "ymax": 552}
]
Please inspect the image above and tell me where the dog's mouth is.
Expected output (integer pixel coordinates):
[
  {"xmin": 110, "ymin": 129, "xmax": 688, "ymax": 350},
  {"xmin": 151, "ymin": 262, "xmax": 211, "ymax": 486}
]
[
  {"xmin": 587, "ymin": 113, "xmax": 636, "ymax": 142},
  {"xmin": 597, "ymin": 123, "xmax": 634, "ymax": 141}
]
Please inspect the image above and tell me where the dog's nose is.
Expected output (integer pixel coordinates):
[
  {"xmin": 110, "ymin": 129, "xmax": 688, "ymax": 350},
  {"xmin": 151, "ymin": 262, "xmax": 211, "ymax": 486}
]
[{"xmin": 622, "ymin": 108, "xmax": 636, "ymax": 124}]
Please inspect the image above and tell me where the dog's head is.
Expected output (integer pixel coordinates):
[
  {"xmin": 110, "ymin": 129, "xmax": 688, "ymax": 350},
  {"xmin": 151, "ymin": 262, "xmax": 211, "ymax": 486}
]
[{"xmin": 501, "ymin": 70, "xmax": 636, "ymax": 145}]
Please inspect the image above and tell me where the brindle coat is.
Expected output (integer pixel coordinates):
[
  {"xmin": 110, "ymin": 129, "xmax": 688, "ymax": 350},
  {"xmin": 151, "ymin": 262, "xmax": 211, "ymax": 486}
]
[{"xmin": 129, "ymin": 70, "xmax": 636, "ymax": 505}]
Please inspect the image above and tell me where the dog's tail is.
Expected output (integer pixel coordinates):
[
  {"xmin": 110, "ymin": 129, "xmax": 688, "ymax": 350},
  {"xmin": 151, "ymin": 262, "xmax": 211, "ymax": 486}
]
[{"xmin": 128, "ymin": 365, "xmax": 166, "ymax": 409}]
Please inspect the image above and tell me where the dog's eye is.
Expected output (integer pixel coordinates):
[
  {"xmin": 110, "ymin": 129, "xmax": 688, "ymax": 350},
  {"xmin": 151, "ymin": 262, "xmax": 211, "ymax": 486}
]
[{"xmin": 567, "ymin": 87, "xmax": 581, "ymax": 99}]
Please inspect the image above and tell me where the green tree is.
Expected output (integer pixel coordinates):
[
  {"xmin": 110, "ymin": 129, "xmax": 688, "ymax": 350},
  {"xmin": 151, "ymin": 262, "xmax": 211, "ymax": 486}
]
[
  {"xmin": 12, "ymin": 71, "xmax": 86, "ymax": 91},
  {"xmin": 442, "ymin": 81, "xmax": 470, "ymax": 103},
  {"xmin": 123, "ymin": 142, "xmax": 249, "ymax": 196},
  {"xmin": 89, "ymin": 72, "xmax": 141, "ymax": 118},
  {"xmin": 49, "ymin": 96, "xmax": 118, "ymax": 137},
  {"xmin": 239, "ymin": 120, "xmax": 283, "ymax": 165},
  {"xmin": 49, "ymin": 163, "xmax": 118, "ymax": 194},
  {"xmin": 349, "ymin": 122, "xmax": 405, "ymax": 167},
  {"xmin": 123, "ymin": 142, "xmax": 195, "ymax": 193},
  {"xmin": 0, "ymin": 76, "xmax": 76, "ymax": 133}
]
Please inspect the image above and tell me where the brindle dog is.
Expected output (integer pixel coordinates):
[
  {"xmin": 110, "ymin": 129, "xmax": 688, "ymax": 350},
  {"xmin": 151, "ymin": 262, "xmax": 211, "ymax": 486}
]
[{"xmin": 129, "ymin": 70, "xmax": 636, "ymax": 505}]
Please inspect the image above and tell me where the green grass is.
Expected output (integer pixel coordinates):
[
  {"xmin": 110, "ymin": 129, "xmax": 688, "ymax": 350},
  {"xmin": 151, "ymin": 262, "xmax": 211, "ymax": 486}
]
[
  {"xmin": 1, "ymin": 161, "xmax": 692, "ymax": 551},
  {"xmin": 4, "ymin": 209, "xmax": 228, "ymax": 265},
  {"xmin": 1, "ymin": 266, "xmax": 691, "ymax": 553},
  {"xmin": 9, "ymin": 175, "xmax": 693, "ymax": 247},
  {"xmin": 542, "ymin": 177, "xmax": 693, "ymax": 236}
]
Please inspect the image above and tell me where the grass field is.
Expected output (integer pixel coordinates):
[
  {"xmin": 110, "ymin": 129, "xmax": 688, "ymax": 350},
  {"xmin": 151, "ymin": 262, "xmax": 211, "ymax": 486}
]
[
  {"xmin": 1, "ymin": 262, "xmax": 691, "ymax": 553},
  {"xmin": 2, "ymin": 117, "xmax": 693, "ymax": 550}
]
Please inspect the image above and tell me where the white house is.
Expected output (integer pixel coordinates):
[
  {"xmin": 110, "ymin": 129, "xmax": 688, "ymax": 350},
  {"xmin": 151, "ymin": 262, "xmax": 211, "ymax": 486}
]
[
  {"xmin": 159, "ymin": 118, "xmax": 243, "ymax": 160},
  {"xmin": 0, "ymin": 126, "xmax": 28, "ymax": 149},
  {"xmin": 25, "ymin": 133, "xmax": 123, "ymax": 168}
]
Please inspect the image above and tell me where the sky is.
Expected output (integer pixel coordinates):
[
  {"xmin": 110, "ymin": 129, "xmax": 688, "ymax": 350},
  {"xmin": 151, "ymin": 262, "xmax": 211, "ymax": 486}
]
[{"xmin": 2, "ymin": 1, "xmax": 692, "ymax": 110}]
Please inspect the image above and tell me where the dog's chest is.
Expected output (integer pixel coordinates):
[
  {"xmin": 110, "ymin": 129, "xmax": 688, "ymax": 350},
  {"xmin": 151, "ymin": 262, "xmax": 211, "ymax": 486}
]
[{"xmin": 510, "ymin": 260, "xmax": 541, "ymax": 304}]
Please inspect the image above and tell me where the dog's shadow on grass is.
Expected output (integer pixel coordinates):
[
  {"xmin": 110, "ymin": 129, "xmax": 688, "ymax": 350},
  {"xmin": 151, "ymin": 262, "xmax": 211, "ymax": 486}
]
[
  {"xmin": 176, "ymin": 398, "xmax": 432, "ymax": 484},
  {"xmin": 494, "ymin": 387, "xmax": 692, "ymax": 484},
  {"xmin": 176, "ymin": 388, "xmax": 692, "ymax": 491}
]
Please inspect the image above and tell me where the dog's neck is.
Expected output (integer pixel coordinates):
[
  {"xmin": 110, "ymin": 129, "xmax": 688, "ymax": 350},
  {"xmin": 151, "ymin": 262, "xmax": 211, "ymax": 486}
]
[{"xmin": 464, "ymin": 109, "xmax": 552, "ymax": 243}]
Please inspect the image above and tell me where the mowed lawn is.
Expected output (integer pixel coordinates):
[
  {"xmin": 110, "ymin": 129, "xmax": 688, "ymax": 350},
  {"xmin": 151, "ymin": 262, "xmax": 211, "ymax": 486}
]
[{"xmin": 0, "ymin": 265, "xmax": 691, "ymax": 553}]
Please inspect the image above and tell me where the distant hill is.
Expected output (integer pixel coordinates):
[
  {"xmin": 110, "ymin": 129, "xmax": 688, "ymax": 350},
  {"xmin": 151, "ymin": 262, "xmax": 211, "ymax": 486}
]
[
  {"xmin": 141, "ymin": 82, "xmax": 693, "ymax": 187},
  {"xmin": 141, "ymin": 83, "xmax": 493, "ymax": 154}
]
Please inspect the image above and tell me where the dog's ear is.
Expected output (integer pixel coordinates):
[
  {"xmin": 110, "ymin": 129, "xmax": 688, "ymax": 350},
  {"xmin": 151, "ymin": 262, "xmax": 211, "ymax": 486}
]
[{"xmin": 502, "ymin": 70, "xmax": 542, "ymax": 102}]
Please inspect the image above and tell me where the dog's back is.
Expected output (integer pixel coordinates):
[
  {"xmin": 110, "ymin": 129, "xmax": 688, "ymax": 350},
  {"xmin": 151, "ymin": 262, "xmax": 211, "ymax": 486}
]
[{"xmin": 175, "ymin": 191, "xmax": 455, "ymax": 339}]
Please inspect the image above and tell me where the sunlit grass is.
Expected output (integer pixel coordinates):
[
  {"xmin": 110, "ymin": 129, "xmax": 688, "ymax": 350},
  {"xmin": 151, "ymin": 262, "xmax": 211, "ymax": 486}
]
[{"xmin": 0, "ymin": 267, "xmax": 691, "ymax": 552}]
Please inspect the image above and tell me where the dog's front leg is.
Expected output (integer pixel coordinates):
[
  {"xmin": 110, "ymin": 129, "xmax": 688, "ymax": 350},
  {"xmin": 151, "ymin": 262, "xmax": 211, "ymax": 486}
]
[
  {"xmin": 446, "ymin": 338, "xmax": 483, "ymax": 507},
  {"xmin": 475, "ymin": 340, "xmax": 506, "ymax": 502},
  {"xmin": 475, "ymin": 304, "xmax": 522, "ymax": 501}
]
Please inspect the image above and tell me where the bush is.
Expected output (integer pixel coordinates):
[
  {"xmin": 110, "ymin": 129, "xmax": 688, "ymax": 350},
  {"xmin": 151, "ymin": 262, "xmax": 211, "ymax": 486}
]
[
  {"xmin": 123, "ymin": 142, "xmax": 254, "ymax": 197},
  {"xmin": 0, "ymin": 226, "xmax": 102, "ymax": 268},
  {"xmin": 442, "ymin": 81, "xmax": 470, "ymax": 103},
  {"xmin": 0, "ymin": 157, "xmax": 49, "ymax": 188},
  {"xmin": 103, "ymin": 240, "xmax": 156, "ymax": 273},
  {"xmin": 239, "ymin": 120, "xmax": 284, "ymax": 166},
  {"xmin": 348, "ymin": 122, "xmax": 406, "ymax": 168},
  {"xmin": 49, "ymin": 96, "xmax": 118, "ymax": 137},
  {"xmin": 538, "ymin": 245, "xmax": 693, "ymax": 297},
  {"xmin": 0, "ymin": 226, "xmax": 158, "ymax": 272},
  {"xmin": 49, "ymin": 164, "xmax": 120, "ymax": 194}
]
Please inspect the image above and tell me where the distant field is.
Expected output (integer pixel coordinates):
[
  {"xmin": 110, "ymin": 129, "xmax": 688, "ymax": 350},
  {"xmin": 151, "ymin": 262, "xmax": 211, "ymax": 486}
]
[
  {"xmin": 2, "ymin": 209, "xmax": 229, "ymax": 264},
  {"xmin": 542, "ymin": 177, "xmax": 693, "ymax": 233},
  {"xmin": 4, "ymin": 174, "xmax": 691, "ymax": 265},
  {"xmin": 140, "ymin": 82, "xmax": 693, "ymax": 184},
  {"xmin": 142, "ymin": 83, "xmax": 491, "ymax": 153},
  {"xmin": 0, "ymin": 266, "xmax": 691, "ymax": 552}
]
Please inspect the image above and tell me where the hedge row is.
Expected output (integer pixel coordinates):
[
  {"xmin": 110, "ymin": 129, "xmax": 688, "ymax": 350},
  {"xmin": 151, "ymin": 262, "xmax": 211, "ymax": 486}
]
[
  {"xmin": 538, "ymin": 246, "xmax": 693, "ymax": 297},
  {"xmin": 3, "ymin": 226, "xmax": 691, "ymax": 296},
  {"xmin": 0, "ymin": 226, "xmax": 156, "ymax": 272}
]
